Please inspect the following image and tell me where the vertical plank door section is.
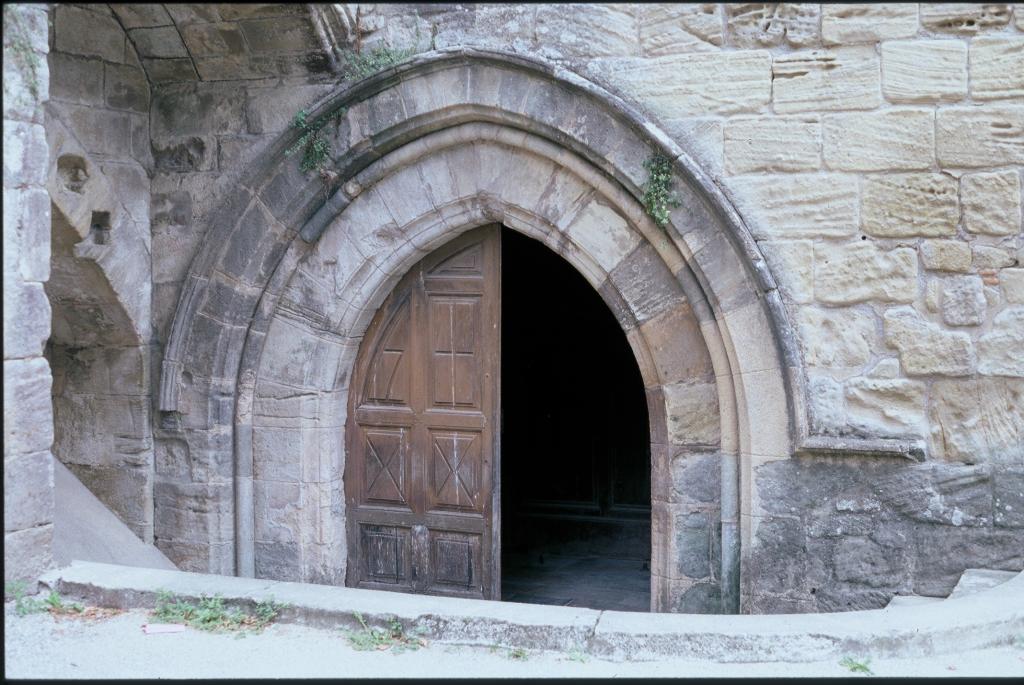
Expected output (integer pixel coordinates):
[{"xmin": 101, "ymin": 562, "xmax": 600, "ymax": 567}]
[{"xmin": 346, "ymin": 225, "xmax": 500, "ymax": 599}]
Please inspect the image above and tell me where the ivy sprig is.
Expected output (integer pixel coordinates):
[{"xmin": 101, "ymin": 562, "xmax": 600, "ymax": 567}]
[
  {"xmin": 642, "ymin": 154, "xmax": 681, "ymax": 228},
  {"xmin": 285, "ymin": 107, "xmax": 346, "ymax": 178}
]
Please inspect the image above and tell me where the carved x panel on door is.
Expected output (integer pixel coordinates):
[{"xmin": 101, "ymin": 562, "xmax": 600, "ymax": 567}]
[{"xmin": 346, "ymin": 225, "xmax": 500, "ymax": 599}]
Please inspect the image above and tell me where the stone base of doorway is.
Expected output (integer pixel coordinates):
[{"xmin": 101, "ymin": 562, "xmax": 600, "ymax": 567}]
[{"xmin": 39, "ymin": 561, "xmax": 1023, "ymax": 663}]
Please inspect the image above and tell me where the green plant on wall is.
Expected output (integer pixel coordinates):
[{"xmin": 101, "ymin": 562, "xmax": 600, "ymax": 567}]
[
  {"xmin": 285, "ymin": 107, "xmax": 347, "ymax": 180},
  {"xmin": 287, "ymin": 33, "xmax": 427, "ymax": 180},
  {"xmin": 642, "ymin": 153, "xmax": 681, "ymax": 229},
  {"xmin": 3, "ymin": 5, "xmax": 43, "ymax": 107}
]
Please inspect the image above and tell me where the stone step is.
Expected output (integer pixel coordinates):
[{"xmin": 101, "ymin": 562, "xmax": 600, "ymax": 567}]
[
  {"xmin": 885, "ymin": 594, "xmax": 944, "ymax": 609},
  {"xmin": 947, "ymin": 569, "xmax": 1019, "ymax": 600}
]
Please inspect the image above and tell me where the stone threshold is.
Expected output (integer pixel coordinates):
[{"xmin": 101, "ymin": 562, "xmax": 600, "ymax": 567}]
[{"xmin": 40, "ymin": 561, "xmax": 1023, "ymax": 663}]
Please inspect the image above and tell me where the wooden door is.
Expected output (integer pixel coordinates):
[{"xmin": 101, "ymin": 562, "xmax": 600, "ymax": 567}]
[{"xmin": 345, "ymin": 225, "xmax": 501, "ymax": 599}]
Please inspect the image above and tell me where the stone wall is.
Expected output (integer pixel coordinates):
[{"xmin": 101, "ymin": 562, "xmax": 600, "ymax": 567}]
[
  {"xmin": 45, "ymin": 3, "xmax": 156, "ymax": 542},
  {"xmin": 4, "ymin": 2, "xmax": 54, "ymax": 589},
  {"xmin": 28, "ymin": 3, "xmax": 1024, "ymax": 611}
]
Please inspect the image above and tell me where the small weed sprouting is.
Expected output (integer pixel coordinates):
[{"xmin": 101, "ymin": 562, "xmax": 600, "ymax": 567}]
[
  {"xmin": 565, "ymin": 644, "xmax": 588, "ymax": 663},
  {"xmin": 151, "ymin": 590, "xmax": 286, "ymax": 636},
  {"xmin": 839, "ymin": 656, "xmax": 874, "ymax": 675},
  {"xmin": 507, "ymin": 647, "xmax": 529, "ymax": 661},
  {"xmin": 344, "ymin": 612, "xmax": 428, "ymax": 653},
  {"xmin": 43, "ymin": 590, "xmax": 84, "ymax": 615},
  {"xmin": 642, "ymin": 153, "xmax": 680, "ymax": 229},
  {"xmin": 340, "ymin": 44, "xmax": 418, "ymax": 81},
  {"xmin": 5, "ymin": 582, "xmax": 82, "ymax": 617},
  {"xmin": 285, "ymin": 107, "xmax": 347, "ymax": 180}
]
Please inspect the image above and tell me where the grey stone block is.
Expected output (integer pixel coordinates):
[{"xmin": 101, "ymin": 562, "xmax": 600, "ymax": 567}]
[
  {"xmin": 3, "ymin": 524, "xmax": 54, "ymax": 586},
  {"xmin": 152, "ymin": 136, "xmax": 216, "ymax": 172},
  {"xmin": 238, "ymin": 16, "xmax": 317, "ymax": 53},
  {"xmin": 2, "ymin": 280, "xmax": 50, "ymax": 359},
  {"xmin": 54, "ymin": 5, "xmax": 126, "ymax": 63},
  {"xmin": 180, "ymin": 22, "xmax": 246, "ymax": 58},
  {"xmin": 142, "ymin": 58, "xmax": 199, "ymax": 83},
  {"xmin": 3, "ymin": 450, "xmax": 54, "ymax": 533},
  {"xmin": 3, "ymin": 358, "xmax": 54, "ymax": 457},
  {"xmin": 109, "ymin": 4, "xmax": 174, "ymax": 29},
  {"xmin": 129, "ymin": 26, "xmax": 189, "ymax": 59},
  {"xmin": 104, "ymin": 63, "xmax": 149, "ymax": 112},
  {"xmin": 3, "ymin": 120, "xmax": 48, "ymax": 188},
  {"xmin": 47, "ymin": 53, "xmax": 105, "ymax": 106}
]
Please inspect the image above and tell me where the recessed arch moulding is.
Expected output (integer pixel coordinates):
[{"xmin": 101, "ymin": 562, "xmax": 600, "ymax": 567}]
[{"xmin": 156, "ymin": 49, "xmax": 904, "ymax": 613}]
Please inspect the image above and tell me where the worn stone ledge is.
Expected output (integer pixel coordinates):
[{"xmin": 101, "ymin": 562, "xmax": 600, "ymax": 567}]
[
  {"xmin": 795, "ymin": 435, "xmax": 926, "ymax": 462},
  {"xmin": 39, "ymin": 561, "xmax": 1023, "ymax": 662}
]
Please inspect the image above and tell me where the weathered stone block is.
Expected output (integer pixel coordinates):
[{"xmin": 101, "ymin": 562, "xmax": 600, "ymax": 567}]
[
  {"xmin": 834, "ymin": 535, "xmax": 907, "ymax": 588},
  {"xmin": 724, "ymin": 116, "xmax": 820, "ymax": 173},
  {"xmin": 759, "ymin": 240, "xmax": 813, "ymax": 304},
  {"xmin": 961, "ymin": 170, "xmax": 1022, "ymax": 236},
  {"xmin": 881, "ymin": 39, "xmax": 968, "ymax": 103},
  {"xmin": 727, "ymin": 174, "xmax": 858, "ymax": 239},
  {"xmin": 142, "ymin": 58, "xmax": 199, "ymax": 83},
  {"xmin": 929, "ymin": 378, "xmax": 1024, "ymax": 463},
  {"xmin": 920, "ymin": 240, "xmax": 972, "ymax": 273},
  {"xmin": 920, "ymin": 3, "xmax": 1013, "ymax": 33},
  {"xmin": 244, "ymin": 85, "xmax": 334, "ymax": 135},
  {"xmin": 664, "ymin": 381, "xmax": 720, "ymax": 446},
  {"xmin": 152, "ymin": 136, "xmax": 216, "ymax": 172},
  {"xmin": 104, "ymin": 63, "xmax": 149, "ymax": 112},
  {"xmin": 47, "ymin": 53, "xmax": 103, "ymax": 106},
  {"xmin": 973, "ymin": 245, "xmax": 1017, "ymax": 271},
  {"xmin": 152, "ymin": 86, "xmax": 246, "ymax": 137},
  {"xmin": 970, "ymin": 36, "xmax": 1024, "ymax": 100},
  {"xmin": 3, "ymin": 280, "xmax": 50, "ymax": 359},
  {"xmin": 994, "ymin": 468, "xmax": 1024, "ymax": 527},
  {"xmin": 3, "ymin": 524, "xmax": 53, "ymax": 586},
  {"xmin": 639, "ymin": 4, "xmax": 721, "ymax": 56},
  {"xmin": 3, "ymin": 450, "xmax": 54, "ymax": 533},
  {"xmin": 129, "ymin": 26, "xmax": 189, "ymax": 59},
  {"xmin": 937, "ymin": 106, "xmax": 1024, "ymax": 167},
  {"xmin": 109, "ymin": 4, "xmax": 173, "ymax": 29},
  {"xmin": 978, "ymin": 307, "xmax": 1024, "ymax": 376},
  {"xmin": 3, "ymin": 186, "xmax": 50, "ymax": 283},
  {"xmin": 58, "ymin": 104, "xmax": 131, "ymax": 158},
  {"xmin": 861, "ymin": 174, "xmax": 958, "ymax": 237},
  {"xmin": 823, "ymin": 109, "xmax": 933, "ymax": 171},
  {"xmin": 54, "ymin": 5, "xmax": 125, "ymax": 63},
  {"xmin": 535, "ymin": 4, "xmax": 637, "ymax": 58},
  {"xmin": 238, "ymin": 16, "xmax": 317, "ymax": 53},
  {"xmin": 942, "ymin": 275, "xmax": 987, "ymax": 327},
  {"xmin": 3, "ymin": 358, "xmax": 53, "ymax": 457},
  {"xmin": 884, "ymin": 306, "xmax": 976, "ymax": 375},
  {"xmin": 3, "ymin": 120, "xmax": 47, "ymax": 188},
  {"xmin": 815, "ymin": 243, "xmax": 917, "ymax": 305},
  {"xmin": 588, "ymin": 51, "xmax": 771, "ymax": 117},
  {"xmin": 798, "ymin": 307, "xmax": 876, "ymax": 373},
  {"xmin": 822, "ymin": 4, "xmax": 918, "ymax": 44},
  {"xmin": 1002, "ymin": 268, "xmax": 1024, "ymax": 304},
  {"xmin": 845, "ymin": 377, "xmax": 927, "ymax": 437},
  {"xmin": 607, "ymin": 243, "xmax": 681, "ymax": 325},
  {"xmin": 724, "ymin": 4, "xmax": 819, "ymax": 48},
  {"xmin": 772, "ymin": 47, "xmax": 880, "ymax": 113},
  {"xmin": 180, "ymin": 22, "xmax": 247, "ymax": 57}
]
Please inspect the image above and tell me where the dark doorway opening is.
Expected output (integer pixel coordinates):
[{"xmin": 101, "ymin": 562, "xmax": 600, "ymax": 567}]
[{"xmin": 500, "ymin": 228, "xmax": 652, "ymax": 611}]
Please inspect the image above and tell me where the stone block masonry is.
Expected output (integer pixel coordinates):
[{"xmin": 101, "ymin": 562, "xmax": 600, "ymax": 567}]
[
  {"xmin": 4, "ymin": 2, "xmax": 54, "ymax": 590},
  {"xmin": 5, "ymin": 3, "xmax": 1021, "ymax": 615}
]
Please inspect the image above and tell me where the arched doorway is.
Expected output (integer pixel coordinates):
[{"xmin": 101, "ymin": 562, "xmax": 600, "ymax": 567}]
[
  {"xmin": 344, "ymin": 225, "xmax": 651, "ymax": 609},
  {"xmin": 501, "ymin": 228, "xmax": 651, "ymax": 611},
  {"xmin": 157, "ymin": 50, "xmax": 805, "ymax": 613}
]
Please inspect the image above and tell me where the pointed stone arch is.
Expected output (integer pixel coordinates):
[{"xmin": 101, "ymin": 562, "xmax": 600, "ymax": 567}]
[{"xmin": 156, "ymin": 47, "xmax": 851, "ymax": 612}]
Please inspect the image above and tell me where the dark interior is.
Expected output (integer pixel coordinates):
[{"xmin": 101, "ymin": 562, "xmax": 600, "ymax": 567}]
[{"xmin": 500, "ymin": 227, "xmax": 652, "ymax": 612}]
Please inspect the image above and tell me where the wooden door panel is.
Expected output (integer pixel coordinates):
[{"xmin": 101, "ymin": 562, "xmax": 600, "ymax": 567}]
[
  {"xmin": 347, "ymin": 225, "xmax": 500, "ymax": 599},
  {"xmin": 428, "ymin": 429, "xmax": 483, "ymax": 513},
  {"xmin": 427, "ymin": 530, "xmax": 483, "ymax": 595},
  {"xmin": 362, "ymin": 427, "xmax": 411, "ymax": 509},
  {"xmin": 359, "ymin": 523, "xmax": 414, "ymax": 588}
]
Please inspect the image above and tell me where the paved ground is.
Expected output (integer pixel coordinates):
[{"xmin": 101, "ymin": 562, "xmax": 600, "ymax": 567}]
[
  {"xmin": 502, "ymin": 552, "xmax": 651, "ymax": 611},
  {"xmin": 6, "ymin": 601, "xmax": 1024, "ymax": 678}
]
